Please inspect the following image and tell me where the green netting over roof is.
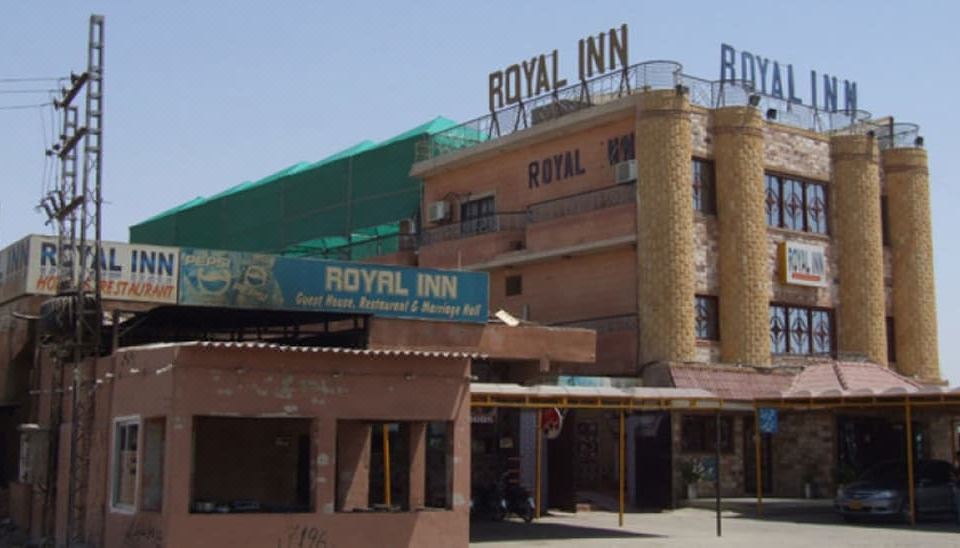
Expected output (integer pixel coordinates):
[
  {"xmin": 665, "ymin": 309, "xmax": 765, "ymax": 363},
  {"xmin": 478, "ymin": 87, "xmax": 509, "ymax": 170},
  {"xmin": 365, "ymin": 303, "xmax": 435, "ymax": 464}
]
[{"xmin": 129, "ymin": 117, "xmax": 457, "ymax": 257}]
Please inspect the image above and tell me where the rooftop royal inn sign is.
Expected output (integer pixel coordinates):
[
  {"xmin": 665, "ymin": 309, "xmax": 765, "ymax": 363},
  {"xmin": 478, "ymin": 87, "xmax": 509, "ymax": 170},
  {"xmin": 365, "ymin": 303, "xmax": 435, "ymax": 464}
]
[{"xmin": 488, "ymin": 24, "xmax": 629, "ymax": 112}]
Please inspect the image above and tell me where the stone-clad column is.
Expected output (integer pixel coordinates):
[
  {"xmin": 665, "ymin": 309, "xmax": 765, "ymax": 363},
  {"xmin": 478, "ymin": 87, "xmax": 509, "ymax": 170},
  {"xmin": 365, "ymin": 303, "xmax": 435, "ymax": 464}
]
[
  {"xmin": 635, "ymin": 89, "xmax": 695, "ymax": 363},
  {"xmin": 831, "ymin": 135, "xmax": 888, "ymax": 366},
  {"xmin": 712, "ymin": 107, "xmax": 770, "ymax": 365},
  {"xmin": 883, "ymin": 147, "xmax": 940, "ymax": 380}
]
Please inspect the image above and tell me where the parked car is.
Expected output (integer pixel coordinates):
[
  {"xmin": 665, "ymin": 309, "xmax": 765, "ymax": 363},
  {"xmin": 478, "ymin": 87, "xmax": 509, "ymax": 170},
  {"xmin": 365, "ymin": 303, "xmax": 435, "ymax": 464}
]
[{"xmin": 835, "ymin": 459, "xmax": 957, "ymax": 522}]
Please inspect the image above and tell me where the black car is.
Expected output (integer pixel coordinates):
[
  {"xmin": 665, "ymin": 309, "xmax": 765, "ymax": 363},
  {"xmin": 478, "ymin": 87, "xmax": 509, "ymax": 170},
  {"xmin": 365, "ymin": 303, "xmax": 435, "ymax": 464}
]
[{"xmin": 835, "ymin": 459, "xmax": 957, "ymax": 522}]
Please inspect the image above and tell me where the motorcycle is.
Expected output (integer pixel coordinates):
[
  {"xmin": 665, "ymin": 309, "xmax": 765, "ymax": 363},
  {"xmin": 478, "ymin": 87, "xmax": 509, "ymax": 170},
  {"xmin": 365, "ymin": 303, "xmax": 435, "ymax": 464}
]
[
  {"xmin": 470, "ymin": 481, "xmax": 506, "ymax": 521},
  {"xmin": 501, "ymin": 473, "xmax": 536, "ymax": 523}
]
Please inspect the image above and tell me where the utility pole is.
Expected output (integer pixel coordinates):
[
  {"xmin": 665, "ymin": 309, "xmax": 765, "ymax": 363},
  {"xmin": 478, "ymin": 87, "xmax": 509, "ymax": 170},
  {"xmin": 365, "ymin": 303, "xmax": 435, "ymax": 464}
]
[{"xmin": 37, "ymin": 14, "xmax": 105, "ymax": 546}]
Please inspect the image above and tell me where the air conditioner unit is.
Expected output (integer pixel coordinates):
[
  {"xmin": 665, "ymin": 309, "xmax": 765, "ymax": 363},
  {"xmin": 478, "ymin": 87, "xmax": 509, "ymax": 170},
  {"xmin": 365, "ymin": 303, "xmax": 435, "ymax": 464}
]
[
  {"xmin": 427, "ymin": 201, "xmax": 450, "ymax": 223},
  {"xmin": 398, "ymin": 218, "xmax": 416, "ymax": 234},
  {"xmin": 614, "ymin": 159, "xmax": 637, "ymax": 184}
]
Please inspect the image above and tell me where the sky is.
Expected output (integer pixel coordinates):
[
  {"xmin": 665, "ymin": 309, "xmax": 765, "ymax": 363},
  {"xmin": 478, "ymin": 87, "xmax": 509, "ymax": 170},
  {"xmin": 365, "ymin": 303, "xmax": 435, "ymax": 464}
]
[{"xmin": 2, "ymin": 1, "xmax": 958, "ymax": 383}]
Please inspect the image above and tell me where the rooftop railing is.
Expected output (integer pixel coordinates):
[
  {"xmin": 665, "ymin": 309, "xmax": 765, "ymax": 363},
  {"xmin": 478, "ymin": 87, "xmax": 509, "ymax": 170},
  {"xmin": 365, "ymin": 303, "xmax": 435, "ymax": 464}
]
[{"xmin": 416, "ymin": 60, "xmax": 922, "ymax": 162}]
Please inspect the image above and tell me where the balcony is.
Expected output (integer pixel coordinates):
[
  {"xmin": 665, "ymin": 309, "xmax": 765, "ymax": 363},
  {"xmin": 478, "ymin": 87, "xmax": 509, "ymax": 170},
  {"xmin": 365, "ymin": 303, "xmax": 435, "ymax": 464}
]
[
  {"xmin": 419, "ymin": 213, "xmax": 527, "ymax": 247},
  {"xmin": 528, "ymin": 183, "xmax": 636, "ymax": 224}
]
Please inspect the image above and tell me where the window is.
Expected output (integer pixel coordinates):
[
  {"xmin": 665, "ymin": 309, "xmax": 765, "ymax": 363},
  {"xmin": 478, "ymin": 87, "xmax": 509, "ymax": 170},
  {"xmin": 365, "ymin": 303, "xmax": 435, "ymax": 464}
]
[
  {"xmin": 881, "ymin": 195, "xmax": 891, "ymax": 246},
  {"xmin": 769, "ymin": 304, "xmax": 833, "ymax": 355},
  {"xmin": 680, "ymin": 415, "xmax": 734, "ymax": 454},
  {"xmin": 460, "ymin": 196, "xmax": 495, "ymax": 236},
  {"xmin": 692, "ymin": 159, "xmax": 716, "ymax": 214},
  {"xmin": 886, "ymin": 316, "xmax": 896, "ymax": 363},
  {"xmin": 191, "ymin": 417, "xmax": 312, "ymax": 513},
  {"xmin": 140, "ymin": 417, "xmax": 165, "ymax": 511},
  {"xmin": 694, "ymin": 295, "xmax": 719, "ymax": 340},
  {"xmin": 112, "ymin": 418, "xmax": 139, "ymax": 510},
  {"xmin": 505, "ymin": 275, "xmax": 522, "ymax": 297},
  {"xmin": 336, "ymin": 420, "xmax": 452, "ymax": 512},
  {"xmin": 764, "ymin": 174, "xmax": 828, "ymax": 234}
]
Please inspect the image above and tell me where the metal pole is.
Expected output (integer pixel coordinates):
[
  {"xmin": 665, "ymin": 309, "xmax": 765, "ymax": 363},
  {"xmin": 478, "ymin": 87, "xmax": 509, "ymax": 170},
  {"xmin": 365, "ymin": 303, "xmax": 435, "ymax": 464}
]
[
  {"xmin": 535, "ymin": 408, "xmax": 542, "ymax": 520},
  {"xmin": 619, "ymin": 409, "xmax": 625, "ymax": 527},
  {"xmin": 904, "ymin": 403, "xmax": 916, "ymax": 526},
  {"xmin": 382, "ymin": 424, "xmax": 392, "ymax": 508},
  {"xmin": 754, "ymin": 407, "xmax": 763, "ymax": 517},
  {"xmin": 716, "ymin": 410, "xmax": 721, "ymax": 537}
]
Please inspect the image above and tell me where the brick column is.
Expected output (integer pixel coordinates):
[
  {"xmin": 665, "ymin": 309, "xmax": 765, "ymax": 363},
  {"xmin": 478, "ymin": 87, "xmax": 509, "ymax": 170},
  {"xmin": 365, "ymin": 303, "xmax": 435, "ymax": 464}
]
[
  {"xmin": 336, "ymin": 422, "xmax": 371, "ymax": 511},
  {"xmin": 408, "ymin": 422, "xmax": 427, "ymax": 509},
  {"xmin": 635, "ymin": 89, "xmax": 695, "ymax": 363},
  {"xmin": 712, "ymin": 107, "xmax": 770, "ymax": 365},
  {"xmin": 883, "ymin": 147, "xmax": 940, "ymax": 380},
  {"xmin": 831, "ymin": 135, "xmax": 887, "ymax": 365}
]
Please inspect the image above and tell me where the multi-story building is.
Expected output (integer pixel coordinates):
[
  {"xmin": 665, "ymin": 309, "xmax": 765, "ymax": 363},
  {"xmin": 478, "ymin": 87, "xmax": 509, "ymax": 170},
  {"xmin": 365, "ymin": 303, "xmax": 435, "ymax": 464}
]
[
  {"xmin": 399, "ymin": 61, "xmax": 942, "ymax": 506},
  {"xmin": 123, "ymin": 57, "xmax": 947, "ymax": 509}
]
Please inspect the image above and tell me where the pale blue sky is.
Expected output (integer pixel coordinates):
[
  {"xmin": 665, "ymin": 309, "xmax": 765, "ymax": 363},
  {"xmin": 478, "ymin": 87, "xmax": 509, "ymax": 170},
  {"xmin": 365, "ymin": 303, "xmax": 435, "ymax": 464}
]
[{"xmin": 2, "ymin": 1, "xmax": 958, "ymax": 383}]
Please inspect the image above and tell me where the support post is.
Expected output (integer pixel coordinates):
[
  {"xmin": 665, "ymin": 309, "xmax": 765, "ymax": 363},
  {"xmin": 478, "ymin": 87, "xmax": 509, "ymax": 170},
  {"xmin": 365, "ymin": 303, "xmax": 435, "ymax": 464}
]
[
  {"xmin": 619, "ymin": 409, "xmax": 625, "ymax": 527},
  {"xmin": 754, "ymin": 406, "xmax": 763, "ymax": 516},
  {"xmin": 383, "ymin": 424, "xmax": 392, "ymax": 508},
  {"xmin": 535, "ymin": 408, "xmax": 542, "ymax": 520},
  {"xmin": 905, "ymin": 402, "xmax": 916, "ymax": 526},
  {"xmin": 716, "ymin": 410, "xmax": 722, "ymax": 537}
]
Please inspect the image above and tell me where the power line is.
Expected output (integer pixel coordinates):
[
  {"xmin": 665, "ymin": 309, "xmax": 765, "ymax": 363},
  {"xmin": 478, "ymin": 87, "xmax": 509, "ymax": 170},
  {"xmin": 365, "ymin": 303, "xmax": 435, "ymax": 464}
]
[
  {"xmin": 0, "ymin": 76, "xmax": 62, "ymax": 83},
  {"xmin": 0, "ymin": 102, "xmax": 51, "ymax": 111},
  {"xmin": 0, "ymin": 89, "xmax": 57, "ymax": 94}
]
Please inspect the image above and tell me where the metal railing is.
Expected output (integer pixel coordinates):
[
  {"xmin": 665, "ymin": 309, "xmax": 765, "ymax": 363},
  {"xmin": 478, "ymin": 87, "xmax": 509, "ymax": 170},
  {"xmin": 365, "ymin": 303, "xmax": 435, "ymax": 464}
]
[
  {"xmin": 415, "ymin": 61, "xmax": 682, "ymax": 161},
  {"xmin": 528, "ymin": 182, "xmax": 636, "ymax": 224},
  {"xmin": 416, "ymin": 60, "xmax": 924, "ymax": 162},
  {"xmin": 418, "ymin": 212, "xmax": 527, "ymax": 246},
  {"xmin": 285, "ymin": 233, "xmax": 416, "ymax": 261},
  {"xmin": 551, "ymin": 314, "xmax": 638, "ymax": 334}
]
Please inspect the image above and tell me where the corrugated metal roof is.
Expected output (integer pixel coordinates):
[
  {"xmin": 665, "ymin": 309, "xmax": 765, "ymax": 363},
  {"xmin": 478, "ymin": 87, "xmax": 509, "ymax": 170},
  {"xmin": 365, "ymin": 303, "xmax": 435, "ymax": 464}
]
[
  {"xmin": 189, "ymin": 340, "xmax": 484, "ymax": 359},
  {"xmin": 470, "ymin": 382, "xmax": 718, "ymax": 401}
]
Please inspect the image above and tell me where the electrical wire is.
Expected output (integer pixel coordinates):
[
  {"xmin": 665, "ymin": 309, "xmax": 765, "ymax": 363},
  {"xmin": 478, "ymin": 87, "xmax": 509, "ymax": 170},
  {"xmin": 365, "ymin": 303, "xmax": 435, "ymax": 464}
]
[
  {"xmin": 0, "ymin": 76, "xmax": 61, "ymax": 83},
  {"xmin": 0, "ymin": 89, "xmax": 57, "ymax": 94},
  {"xmin": 0, "ymin": 102, "xmax": 51, "ymax": 111}
]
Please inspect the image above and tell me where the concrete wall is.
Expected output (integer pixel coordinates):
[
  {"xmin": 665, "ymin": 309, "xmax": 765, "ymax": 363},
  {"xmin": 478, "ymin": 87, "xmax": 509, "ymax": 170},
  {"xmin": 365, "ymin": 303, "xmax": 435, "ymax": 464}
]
[{"xmin": 49, "ymin": 344, "xmax": 472, "ymax": 548}]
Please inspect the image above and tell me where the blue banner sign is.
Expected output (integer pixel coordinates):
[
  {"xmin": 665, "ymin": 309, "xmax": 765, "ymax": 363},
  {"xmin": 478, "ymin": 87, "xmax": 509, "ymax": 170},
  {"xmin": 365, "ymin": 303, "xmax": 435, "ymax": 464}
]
[
  {"xmin": 759, "ymin": 408, "xmax": 778, "ymax": 434},
  {"xmin": 178, "ymin": 248, "xmax": 489, "ymax": 323}
]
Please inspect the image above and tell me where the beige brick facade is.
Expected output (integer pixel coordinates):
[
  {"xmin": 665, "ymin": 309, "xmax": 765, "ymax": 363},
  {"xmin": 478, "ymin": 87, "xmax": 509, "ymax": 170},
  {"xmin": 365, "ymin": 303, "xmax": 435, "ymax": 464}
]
[
  {"xmin": 712, "ymin": 107, "xmax": 770, "ymax": 365},
  {"xmin": 831, "ymin": 135, "xmax": 888, "ymax": 365},
  {"xmin": 635, "ymin": 90, "xmax": 696, "ymax": 363},
  {"xmin": 883, "ymin": 148, "xmax": 940, "ymax": 380}
]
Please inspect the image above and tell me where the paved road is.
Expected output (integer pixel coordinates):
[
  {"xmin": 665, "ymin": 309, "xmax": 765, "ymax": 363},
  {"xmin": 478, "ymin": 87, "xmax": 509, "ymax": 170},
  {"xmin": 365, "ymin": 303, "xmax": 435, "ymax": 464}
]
[{"xmin": 470, "ymin": 501, "xmax": 960, "ymax": 547}]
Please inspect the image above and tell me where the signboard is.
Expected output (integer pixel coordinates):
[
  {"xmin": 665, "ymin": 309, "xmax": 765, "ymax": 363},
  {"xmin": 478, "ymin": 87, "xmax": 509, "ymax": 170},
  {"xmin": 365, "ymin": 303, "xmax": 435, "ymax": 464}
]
[
  {"xmin": 720, "ymin": 43, "xmax": 858, "ymax": 112},
  {"xmin": 759, "ymin": 408, "xmax": 778, "ymax": 434},
  {"xmin": 489, "ymin": 24, "xmax": 628, "ymax": 112},
  {"xmin": 540, "ymin": 408, "xmax": 565, "ymax": 440},
  {"xmin": 720, "ymin": 44, "xmax": 857, "ymax": 112},
  {"xmin": 471, "ymin": 407, "xmax": 497, "ymax": 425},
  {"xmin": 778, "ymin": 241, "xmax": 828, "ymax": 288},
  {"xmin": 26, "ymin": 236, "xmax": 179, "ymax": 303},
  {"xmin": 14, "ymin": 235, "xmax": 179, "ymax": 304},
  {"xmin": 0, "ymin": 236, "xmax": 31, "ymax": 304},
  {"xmin": 178, "ymin": 248, "xmax": 489, "ymax": 323}
]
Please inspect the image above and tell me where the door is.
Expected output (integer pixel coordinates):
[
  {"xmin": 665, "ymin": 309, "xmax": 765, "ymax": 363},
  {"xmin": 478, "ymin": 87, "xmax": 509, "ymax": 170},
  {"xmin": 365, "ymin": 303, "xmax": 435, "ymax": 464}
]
[{"xmin": 634, "ymin": 412, "xmax": 672, "ymax": 509}]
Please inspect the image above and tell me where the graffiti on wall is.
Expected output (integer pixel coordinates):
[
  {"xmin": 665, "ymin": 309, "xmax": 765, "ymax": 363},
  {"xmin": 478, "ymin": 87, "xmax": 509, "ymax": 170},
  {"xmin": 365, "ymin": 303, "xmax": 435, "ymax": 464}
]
[
  {"xmin": 277, "ymin": 524, "xmax": 329, "ymax": 548},
  {"xmin": 123, "ymin": 514, "xmax": 163, "ymax": 548}
]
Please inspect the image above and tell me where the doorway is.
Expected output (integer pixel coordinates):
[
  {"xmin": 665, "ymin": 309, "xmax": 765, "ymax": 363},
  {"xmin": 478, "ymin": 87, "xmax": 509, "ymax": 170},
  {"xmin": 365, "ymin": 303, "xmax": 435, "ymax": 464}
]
[{"xmin": 634, "ymin": 412, "xmax": 672, "ymax": 509}]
